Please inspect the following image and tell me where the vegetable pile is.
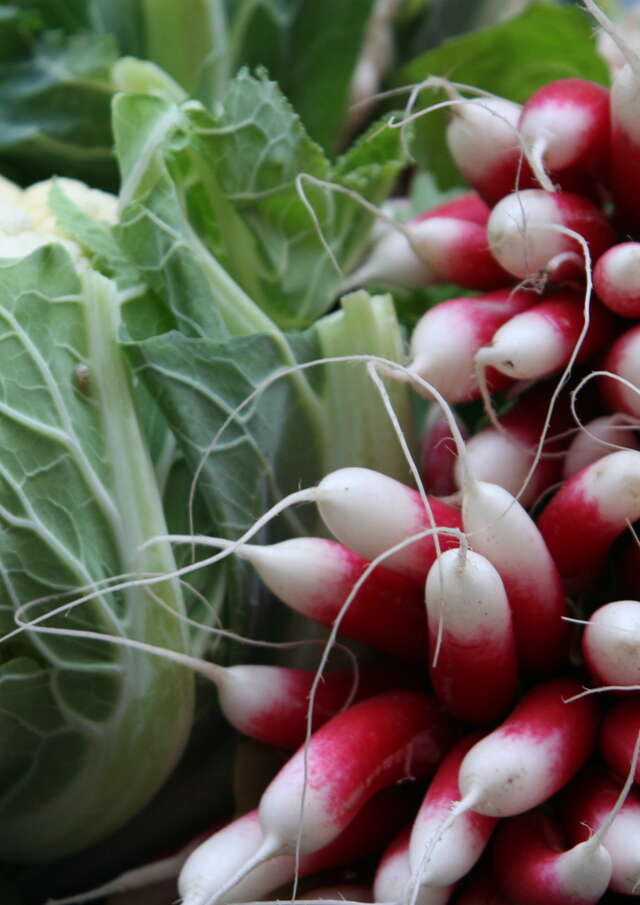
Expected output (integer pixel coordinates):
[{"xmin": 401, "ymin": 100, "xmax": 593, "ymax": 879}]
[{"xmin": 5, "ymin": 1, "xmax": 640, "ymax": 904}]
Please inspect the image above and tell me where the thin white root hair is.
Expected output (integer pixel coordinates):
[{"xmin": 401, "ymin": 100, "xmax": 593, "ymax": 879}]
[
  {"xmin": 405, "ymin": 792, "xmax": 479, "ymax": 905},
  {"xmin": 586, "ymin": 728, "xmax": 640, "ymax": 851},
  {"xmin": 582, "ymin": 0, "xmax": 640, "ymax": 80}
]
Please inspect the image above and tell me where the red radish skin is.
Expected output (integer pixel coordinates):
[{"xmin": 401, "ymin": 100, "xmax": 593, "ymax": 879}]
[
  {"xmin": 474, "ymin": 293, "xmax": 614, "ymax": 382},
  {"xmin": 316, "ymin": 467, "xmax": 462, "ymax": 583},
  {"xmin": 487, "ymin": 189, "xmax": 615, "ymax": 281},
  {"xmin": 425, "ymin": 548, "xmax": 518, "ymax": 724},
  {"xmin": 594, "ymin": 242, "xmax": 640, "ymax": 317},
  {"xmin": 409, "ymin": 218, "xmax": 511, "ymax": 290},
  {"xmin": 446, "ymin": 96, "xmax": 533, "ymax": 205},
  {"xmin": 563, "ymin": 413, "xmax": 640, "ymax": 479},
  {"xmin": 415, "ymin": 192, "xmax": 491, "ymax": 226},
  {"xmin": 457, "ymin": 382, "xmax": 571, "ymax": 506},
  {"xmin": 601, "ymin": 696, "xmax": 640, "ymax": 783},
  {"xmin": 600, "ymin": 323, "xmax": 640, "ymax": 419},
  {"xmin": 210, "ymin": 690, "xmax": 454, "ymax": 901},
  {"xmin": 408, "ymin": 288, "xmax": 537, "ymax": 404},
  {"xmin": 564, "ymin": 766, "xmax": 640, "ymax": 895},
  {"xmin": 491, "ymin": 810, "xmax": 611, "ymax": 905},
  {"xmin": 453, "ymin": 864, "xmax": 511, "ymax": 905},
  {"xmin": 518, "ymin": 78, "xmax": 610, "ymax": 194},
  {"xmin": 461, "ymin": 480, "xmax": 569, "ymax": 673},
  {"xmin": 409, "ymin": 735, "xmax": 497, "ymax": 889},
  {"xmin": 457, "ymin": 678, "xmax": 598, "ymax": 817},
  {"xmin": 219, "ymin": 662, "xmax": 424, "ymax": 750},
  {"xmin": 582, "ymin": 599, "xmax": 640, "ymax": 688},
  {"xmin": 537, "ymin": 450, "xmax": 640, "ymax": 591},
  {"xmin": 178, "ymin": 786, "xmax": 416, "ymax": 905},
  {"xmin": 341, "ymin": 216, "xmax": 510, "ymax": 293},
  {"xmin": 373, "ymin": 826, "xmax": 455, "ymax": 905},
  {"xmin": 241, "ymin": 537, "xmax": 430, "ymax": 660},
  {"xmin": 420, "ymin": 406, "xmax": 469, "ymax": 497}
]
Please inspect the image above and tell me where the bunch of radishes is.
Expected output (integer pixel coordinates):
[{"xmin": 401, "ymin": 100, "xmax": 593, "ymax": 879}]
[{"xmin": 46, "ymin": 4, "xmax": 640, "ymax": 904}]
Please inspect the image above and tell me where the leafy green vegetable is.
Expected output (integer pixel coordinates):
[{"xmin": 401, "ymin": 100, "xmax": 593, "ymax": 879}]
[
  {"xmin": 397, "ymin": 3, "xmax": 610, "ymax": 188},
  {"xmin": 0, "ymin": 10, "xmax": 118, "ymax": 188},
  {"xmin": 0, "ymin": 247, "xmax": 193, "ymax": 862}
]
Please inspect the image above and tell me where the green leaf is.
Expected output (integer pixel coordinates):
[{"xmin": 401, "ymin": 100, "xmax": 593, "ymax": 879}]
[
  {"xmin": 0, "ymin": 248, "xmax": 193, "ymax": 861},
  {"xmin": 397, "ymin": 3, "xmax": 610, "ymax": 188},
  {"xmin": 235, "ymin": 0, "xmax": 376, "ymax": 150},
  {"xmin": 0, "ymin": 28, "xmax": 118, "ymax": 189},
  {"xmin": 112, "ymin": 72, "xmax": 406, "ymax": 333}
]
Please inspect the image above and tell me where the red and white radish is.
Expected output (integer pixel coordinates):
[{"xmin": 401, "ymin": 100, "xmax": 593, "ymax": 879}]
[
  {"xmin": 474, "ymin": 292, "xmax": 614, "ymax": 382},
  {"xmin": 600, "ymin": 323, "xmax": 640, "ymax": 419},
  {"xmin": 211, "ymin": 690, "xmax": 453, "ymax": 901},
  {"xmin": 457, "ymin": 382, "xmax": 570, "ymax": 506},
  {"xmin": 420, "ymin": 405, "xmax": 469, "ymax": 497},
  {"xmin": 582, "ymin": 599, "xmax": 640, "ymax": 688},
  {"xmin": 518, "ymin": 77, "xmax": 610, "ymax": 195},
  {"xmin": 454, "ymin": 678, "xmax": 597, "ymax": 818},
  {"xmin": 408, "ymin": 735, "xmax": 497, "ymax": 889},
  {"xmin": 491, "ymin": 809, "xmax": 612, "ymax": 905},
  {"xmin": 486, "ymin": 188, "xmax": 614, "ymax": 281},
  {"xmin": 425, "ymin": 547, "xmax": 518, "ymax": 723},
  {"xmin": 446, "ymin": 96, "xmax": 531, "ymax": 205},
  {"xmin": 315, "ymin": 467, "xmax": 463, "ymax": 583},
  {"xmin": 538, "ymin": 449, "xmax": 640, "ymax": 591},
  {"xmin": 240, "ymin": 537, "xmax": 430, "ymax": 660},
  {"xmin": 594, "ymin": 242, "xmax": 640, "ymax": 317},
  {"xmin": 374, "ymin": 826, "xmax": 455, "ymax": 905},
  {"xmin": 562, "ymin": 413, "xmax": 639, "ymax": 479},
  {"xmin": 342, "ymin": 215, "xmax": 510, "ymax": 293},
  {"xmin": 564, "ymin": 764, "xmax": 640, "ymax": 896},
  {"xmin": 461, "ymin": 478, "xmax": 569, "ymax": 672},
  {"xmin": 406, "ymin": 288, "xmax": 537, "ymax": 404},
  {"xmin": 601, "ymin": 696, "xmax": 640, "ymax": 783}
]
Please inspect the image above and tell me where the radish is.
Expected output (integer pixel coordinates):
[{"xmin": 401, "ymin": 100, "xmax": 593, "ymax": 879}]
[
  {"xmin": 453, "ymin": 678, "xmax": 597, "ymax": 819},
  {"xmin": 594, "ymin": 242, "xmax": 640, "ymax": 317},
  {"xmin": 601, "ymin": 696, "xmax": 640, "ymax": 783},
  {"xmin": 453, "ymin": 864, "xmax": 511, "ymax": 905},
  {"xmin": 300, "ymin": 883, "xmax": 373, "ymax": 900},
  {"xmin": 178, "ymin": 786, "xmax": 413, "ymax": 905},
  {"xmin": 537, "ymin": 449, "xmax": 640, "ymax": 591},
  {"xmin": 406, "ymin": 288, "xmax": 537, "ymax": 404},
  {"xmin": 491, "ymin": 809, "xmax": 612, "ymax": 905},
  {"xmin": 446, "ymin": 96, "xmax": 532, "ymax": 205},
  {"xmin": 582, "ymin": 599, "xmax": 640, "ymax": 688},
  {"xmin": 414, "ymin": 191, "xmax": 492, "ymax": 226},
  {"xmin": 408, "ymin": 735, "xmax": 497, "ymax": 889},
  {"xmin": 315, "ymin": 467, "xmax": 463, "ymax": 583},
  {"xmin": 210, "ymin": 690, "xmax": 453, "ymax": 901},
  {"xmin": 373, "ymin": 826, "xmax": 455, "ymax": 905},
  {"xmin": 518, "ymin": 78, "xmax": 610, "ymax": 195},
  {"xmin": 456, "ymin": 382, "xmax": 570, "ymax": 506},
  {"xmin": 461, "ymin": 477, "xmax": 569, "ymax": 673},
  {"xmin": 563, "ymin": 764, "xmax": 640, "ymax": 895},
  {"xmin": 582, "ymin": 0, "xmax": 640, "ymax": 227},
  {"xmin": 600, "ymin": 323, "xmax": 640, "ymax": 419},
  {"xmin": 425, "ymin": 547, "xmax": 518, "ymax": 723},
  {"xmin": 474, "ymin": 292, "xmax": 614, "ymax": 382},
  {"xmin": 420, "ymin": 405, "xmax": 469, "ymax": 497},
  {"xmin": 486, "ymin": 188, "xmax": 614, "ymax": 281},
  {"xmin": 562, "ymin": 413, "xmax": 639, "ymax": 479},
  {"xmin": 239, "ymin": 537, "xmax": 430, "ymax": 660},
  {"xmin": 342, "ymin": 215, "xmax": 510, "ymax": 293}
]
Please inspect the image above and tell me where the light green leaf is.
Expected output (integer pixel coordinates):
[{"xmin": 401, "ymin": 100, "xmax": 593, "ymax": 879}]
[{"xmin": 0, "ymin": 248, "xmax": 193, "ymax": 861}]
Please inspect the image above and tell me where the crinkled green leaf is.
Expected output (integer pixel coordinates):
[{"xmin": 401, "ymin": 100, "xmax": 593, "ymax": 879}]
[
  {"xmin": 112, "ymin": 72, "xmax": 406, "ymax": 332},
  {"xmin": 397, "ymin": 3, "xmax": 610, "ymax": 188},
  {"xmin": 0, "ymin": 247, "xmax": 193, "ymax": 861}
]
